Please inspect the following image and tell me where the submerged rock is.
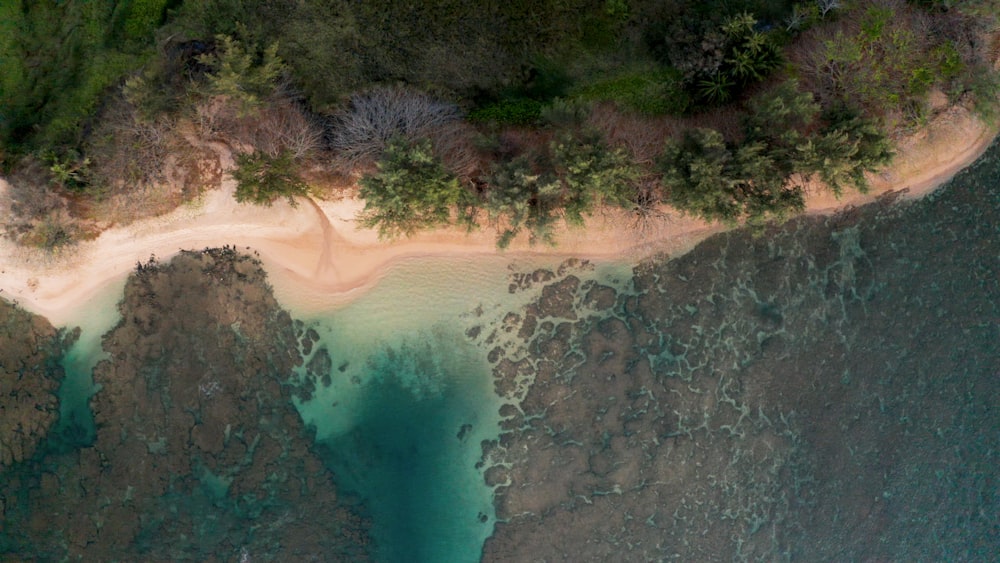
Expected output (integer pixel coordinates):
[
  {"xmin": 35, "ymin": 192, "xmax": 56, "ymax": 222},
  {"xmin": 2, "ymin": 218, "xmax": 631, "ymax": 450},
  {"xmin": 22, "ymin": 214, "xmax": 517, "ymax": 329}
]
[
  {"xmin": 480, "ymin": 141, "xmax": 1000, "ymax": 561},
  {"xmin": 0, "ymin": 299, "xmax": 70, "ymax": 469}
]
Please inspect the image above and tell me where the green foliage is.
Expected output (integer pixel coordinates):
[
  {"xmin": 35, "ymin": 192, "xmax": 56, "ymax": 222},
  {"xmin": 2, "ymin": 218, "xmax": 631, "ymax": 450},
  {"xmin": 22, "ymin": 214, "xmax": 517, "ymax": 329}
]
[
  {"xmin": 44, "ymin": 152, "xmax": 93, "ymax": 193},
  {"xmin": 232, "ymin": 150, "xmax": 310, "ymax": 206},
  {"xmin": 486, "ymin": 157, "xmax": 562, "ymax": 249},
  {"xmin": 809, "ymin": 4, "xmax": 950, "ymax": 117},
  {"xmin": 199, "ymin": 35, "xmax": 285, "ymax": 116},
  {"xmin": 468, "ymin": 99, "xmax": 544, "ymax": 126},
  {"xmin": 968, "ymin": 71, "xmax": 1000, "ymax": 125},
  {"xmin": 743, "ymin": 81, "xmax": 821, "ymax": 174},
  {"xmin": 0, "ymin": 0, "xmax": 166, "ymax": 154},
  {"xmin": 550, "ymin": 130, "xmax": 639, "ymax": 225},
  {"xmin": 357, "ymin": 137, "xmax": 464, "ymax": 239},
  {"xmin": 812, "ymin": 105, "xmax": 894, "ymax": 194},
  {"xmin": 572, "ymin": 66, "xmax": 690, "ymax": 115},
  {"xmin": 646, "ymin": 8, "xmax": 785, "ymax": 106},
  {"xmin": 484, "ymin": 127, "xmax": 638, "ymax": 247},
  {"xmin": 273, "ymin": 0, "xmax": 362, "ymax": 112},
  {"xmin": 660, "ymin": 128, "xmax": 800, "ymax": 224},
  {"xmin": 662, "ymin": 82, "xmax": 893, "ymax": 223}
]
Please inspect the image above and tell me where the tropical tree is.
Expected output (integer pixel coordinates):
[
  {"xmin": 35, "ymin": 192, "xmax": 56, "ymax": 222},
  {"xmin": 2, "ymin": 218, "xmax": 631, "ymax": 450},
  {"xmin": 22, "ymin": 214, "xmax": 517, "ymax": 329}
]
[
  {"xmin": 232, "ymin": 150, "xmax": 310, "ymax": 206},
  {"xmin": 357, "ymin": 137, "xmax": 465, "ymax": 239}
]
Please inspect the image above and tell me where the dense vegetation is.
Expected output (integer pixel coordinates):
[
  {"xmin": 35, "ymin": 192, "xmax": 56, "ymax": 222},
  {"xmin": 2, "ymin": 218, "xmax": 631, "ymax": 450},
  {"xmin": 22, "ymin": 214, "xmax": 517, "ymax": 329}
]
[{"xmin": 1, "ymin": 0, "xmax": 998, "ymax": 248}]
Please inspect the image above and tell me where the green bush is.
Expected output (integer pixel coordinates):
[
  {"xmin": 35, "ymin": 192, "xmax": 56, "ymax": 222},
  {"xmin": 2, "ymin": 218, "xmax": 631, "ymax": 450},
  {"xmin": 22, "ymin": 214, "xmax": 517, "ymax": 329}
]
[
  {"xmin": 805, "ymin": 4, "xmax": 951, "ymax": 117},
  {"xmin": 646, "ymin": 9, "xmax": 785, "ymax": 106},
  {"xmin": 469, "ymin": 98, "xmax": 544, "ymax": 126},
  {"xmin": 660, "ymin": 128, "xmax": 800, "ymax": 224},
  {"xmin": 485, "ymin": 156, "xmax": 562, "ymax": 249},
  {"xmin": 232, "ymin": 150, "xmax": 310, "ymax": 206},
  {"xmin": 572, "ymin": 67, "xmax": 690, "ymax": 115},
  {"xmin": 199, "ymin": 35, "xmax": 285, "ymax": 116},
  {"xmin": 357, "ymin": 137, "xmax": 465, "ymax": 239},
  {"xmin": 661, "ymin": 82, "xmax": 892, "ymax": 223},
  {"xmin": 550, "ymin": 130, "xmax": 639, "ymax": 225}
]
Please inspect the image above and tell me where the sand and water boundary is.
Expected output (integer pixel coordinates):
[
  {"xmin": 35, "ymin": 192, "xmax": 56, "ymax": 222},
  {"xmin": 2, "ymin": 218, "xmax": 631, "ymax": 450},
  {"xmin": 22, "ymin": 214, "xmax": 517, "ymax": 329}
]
[{"xmin": 0, "ymin": 105, "xmax": 996, "ymax": 328}]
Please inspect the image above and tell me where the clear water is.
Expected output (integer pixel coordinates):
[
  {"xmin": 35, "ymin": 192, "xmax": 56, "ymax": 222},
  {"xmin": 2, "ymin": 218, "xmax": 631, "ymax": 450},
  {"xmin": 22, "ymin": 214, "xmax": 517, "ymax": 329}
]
[
  {"xmin": 52, "ymin": 277, "xmax": 125, "ymax": 449},
  {"xmin": 290, "ymin": 256, "xmax": 563, "ymax": 562}
]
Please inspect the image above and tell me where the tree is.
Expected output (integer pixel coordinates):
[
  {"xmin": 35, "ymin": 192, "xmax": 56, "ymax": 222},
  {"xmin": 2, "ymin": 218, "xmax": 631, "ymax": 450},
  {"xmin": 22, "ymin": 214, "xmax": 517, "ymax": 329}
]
[
  {"xmin": 357, "ymin": 137, "xmax": 465, "ymax": 239},
  {"xmin": 809, "ymin": 104, "xmax": 893, "ymax": 194},
  {"xmin": 660, "ymin": 128, "xmax": 803, "ymax": 224},
  {"xmin": 232, "ymin": 150, "xmax": 309, "ymax": 206},
  {"xmin": 484, "ymin": 156, "xmax": 563, "ymax": 249},
  {"xmin": 662, "ymin": 83, "xmax": 894, "ymax": 224},
  {"xmin": 550, "ymin": 130, "xmax": 639, "ymax": 226},
  {"xmin": 199, "ymin": 34, "xmax": 285, "ymax": 117},
  {"xmin": 481, "ymin": 126, "xmax": 639, "ymax": 248}
]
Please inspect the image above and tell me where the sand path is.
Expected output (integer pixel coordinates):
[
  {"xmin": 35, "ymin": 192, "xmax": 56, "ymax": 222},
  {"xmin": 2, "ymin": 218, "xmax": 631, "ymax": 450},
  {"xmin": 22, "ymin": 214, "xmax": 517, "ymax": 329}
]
[{"xmin": 0, "ymin": 106, "xmax": 995, "ymax": 326}]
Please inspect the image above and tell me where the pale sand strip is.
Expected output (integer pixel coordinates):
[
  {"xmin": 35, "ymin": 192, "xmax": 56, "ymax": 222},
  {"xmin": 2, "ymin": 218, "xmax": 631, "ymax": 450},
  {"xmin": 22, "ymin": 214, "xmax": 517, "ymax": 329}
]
[{"xmin": 0, "ymin": 107, "xmax": 995, "ymax": 326}]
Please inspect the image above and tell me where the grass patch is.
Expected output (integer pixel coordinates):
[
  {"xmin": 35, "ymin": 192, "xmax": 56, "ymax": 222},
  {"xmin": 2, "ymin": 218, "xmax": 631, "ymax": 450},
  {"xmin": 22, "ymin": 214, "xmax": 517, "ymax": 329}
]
[{"xmin": 571, "ymin": 66, "xmax": 690, "ymax": 115}]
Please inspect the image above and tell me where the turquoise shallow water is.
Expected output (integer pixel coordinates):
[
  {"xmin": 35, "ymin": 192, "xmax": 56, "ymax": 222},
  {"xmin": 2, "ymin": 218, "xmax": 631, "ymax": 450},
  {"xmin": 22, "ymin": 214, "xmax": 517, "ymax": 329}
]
[
  {"xmin": 290, "ymin": 256, "xmax": 553, "ymax": 562},
  {"xmin": 296, "ymin": 320, "xmax": 499, "ymax": 563},
  {"xmin": 290, "ymin": 256, "xmax": 633, "ymax": 561},
  {"xmin": 52, "ymin": 279, "xmax": 125, "ymax": 449}
]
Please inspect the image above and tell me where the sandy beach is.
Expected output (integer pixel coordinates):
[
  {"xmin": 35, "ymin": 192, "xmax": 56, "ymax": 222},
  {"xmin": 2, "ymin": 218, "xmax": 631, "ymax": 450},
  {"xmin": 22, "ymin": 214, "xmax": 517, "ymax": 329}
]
[{"xmin": 0, "ymin": 105, "xmax": 996, "ymax": 327}]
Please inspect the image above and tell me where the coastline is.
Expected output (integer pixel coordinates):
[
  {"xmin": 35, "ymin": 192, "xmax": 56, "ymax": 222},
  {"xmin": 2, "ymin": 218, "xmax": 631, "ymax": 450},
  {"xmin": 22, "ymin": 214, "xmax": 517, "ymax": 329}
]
[{"xmin": 0, "ymin": 105, "xmax": 996, "ymax": 327}]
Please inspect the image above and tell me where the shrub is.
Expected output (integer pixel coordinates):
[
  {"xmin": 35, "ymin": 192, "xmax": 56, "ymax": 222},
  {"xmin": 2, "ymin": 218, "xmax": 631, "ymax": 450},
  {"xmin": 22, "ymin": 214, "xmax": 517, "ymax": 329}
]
[
  {"xmin": 357, "ymin": 137, "xmax": 465, "ymax": 239},
  {"xmin": 468, "ymin": 98, "xmax": 544, "ymax": 126},
  {"xmin": 232, "ymin": 150, "xmax": 310, "ymax": 206},
  {"xmin": 485, "ymin": 156, "xmax": 562, "ymax": 249},
  {"xmin": 661, "ymin": 82, "xmax": 893, "ymax": 224},
  {"xmin": 550, "ymin": 130, "xmax": 639, "ymax": 225},
  {"xmin": 0, "ymin": 1, "xmax": 165, "ymax": 154},
  {"xmin": 646, "ymin": 9, "xmax": 784, "ymax": 106},
  {"xmin": 572, "ymin": 67, "xmax": 691, "ymax": 115},
  {"xmin": 330, "ymin": 86, "xmax": 469, "ymax": 172}
]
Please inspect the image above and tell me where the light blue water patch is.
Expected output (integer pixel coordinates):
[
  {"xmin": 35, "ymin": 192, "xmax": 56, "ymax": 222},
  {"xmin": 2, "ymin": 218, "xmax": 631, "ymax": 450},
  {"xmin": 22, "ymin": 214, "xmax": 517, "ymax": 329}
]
[
  {"xmin": 53, "ymin": 278, "xmax": 126, "ymax": 448},
  {"xmin": 291, "ymin": 257, "xmax": 517, "ymax": 562},
  {"xmin": 285, "ymin": 255, "xmax": 637, "ymax": 561}
]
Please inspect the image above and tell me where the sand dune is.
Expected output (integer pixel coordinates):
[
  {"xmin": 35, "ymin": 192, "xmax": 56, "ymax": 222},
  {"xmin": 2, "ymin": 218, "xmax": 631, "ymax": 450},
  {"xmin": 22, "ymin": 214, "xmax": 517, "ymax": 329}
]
[{"xmin": 0, "ymin": 106, "xmax": 995, "ymax": 327}]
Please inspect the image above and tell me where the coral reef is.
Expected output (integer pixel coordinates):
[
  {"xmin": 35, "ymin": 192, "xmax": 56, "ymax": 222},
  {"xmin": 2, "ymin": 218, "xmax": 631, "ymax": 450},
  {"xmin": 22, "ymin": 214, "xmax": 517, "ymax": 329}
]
[
  {"xmin": 479, "ymin": 141, "xmax": 1000, "ymax": 560},
  {"xmin": 0, "ymin": 299, "xmax": 69, "ymax": 469}
]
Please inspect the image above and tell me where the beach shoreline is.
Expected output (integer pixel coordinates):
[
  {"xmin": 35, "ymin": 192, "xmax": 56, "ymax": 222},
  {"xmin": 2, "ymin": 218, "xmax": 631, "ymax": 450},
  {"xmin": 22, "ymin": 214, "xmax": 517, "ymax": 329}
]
[{"xmin": 0, "ymin": 105, "xmax": 996, "ymax": 327}]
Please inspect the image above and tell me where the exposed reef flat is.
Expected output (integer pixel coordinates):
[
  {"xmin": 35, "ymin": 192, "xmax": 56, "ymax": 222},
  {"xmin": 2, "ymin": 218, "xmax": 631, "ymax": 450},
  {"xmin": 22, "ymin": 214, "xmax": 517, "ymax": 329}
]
[
  {"xmin": 0, "ymin": 248, "xmax": 371, "ymax": 561},
  {"xmin": 478, "ymin": 140, "xmax": 1000, "ymax": 560}
]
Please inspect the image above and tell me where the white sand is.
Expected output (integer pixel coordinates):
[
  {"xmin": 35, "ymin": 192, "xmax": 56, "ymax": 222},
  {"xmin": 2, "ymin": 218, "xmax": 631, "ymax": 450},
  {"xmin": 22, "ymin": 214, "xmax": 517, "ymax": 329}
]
[{"xmin": 1, "ymin": 106, "xmax": 995, "ymax": 326}]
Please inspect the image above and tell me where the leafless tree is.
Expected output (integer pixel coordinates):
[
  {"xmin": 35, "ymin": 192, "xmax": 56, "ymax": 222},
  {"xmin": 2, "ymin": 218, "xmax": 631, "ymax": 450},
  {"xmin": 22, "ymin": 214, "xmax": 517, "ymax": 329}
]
[
  {"xmin": 785, "ymin": 5, "xmax": 808, "ymax": 32},
  {"xmin": 817, "ymin": 0, "xmax": 841, "ymax": 18},
  {"xmin": 329, "ymin": 86, "xmax": 476, "ymax": 175},
  {"xmin": 88, "ymin": 97, "xmax": 173, "ymax": 190}
]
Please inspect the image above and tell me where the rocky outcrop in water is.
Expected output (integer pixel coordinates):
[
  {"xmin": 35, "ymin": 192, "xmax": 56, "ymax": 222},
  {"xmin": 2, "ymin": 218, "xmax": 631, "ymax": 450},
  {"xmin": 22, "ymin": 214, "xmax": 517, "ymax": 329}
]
[
  {"xmin": 0, "ymin": 299, "xmax": 69, "ymax": 470},
  {"xmin": 0, "ymin": 248, "xmax": 371, "ymax": 561}
]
